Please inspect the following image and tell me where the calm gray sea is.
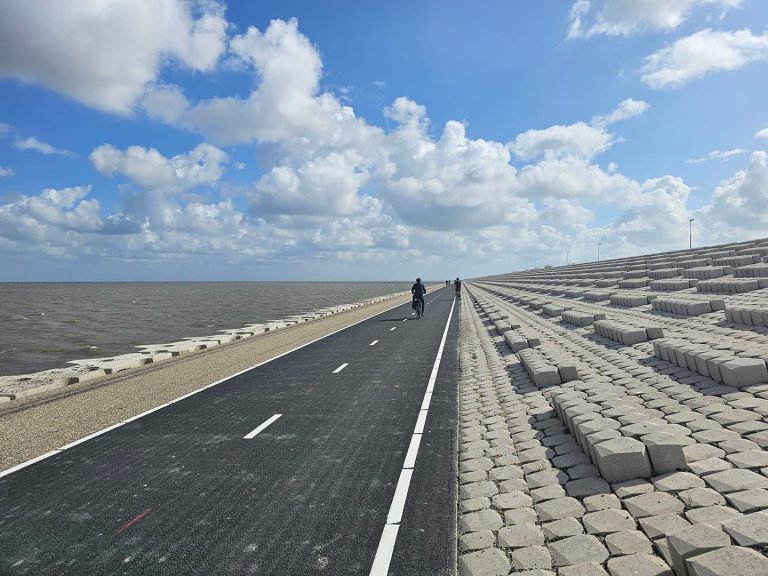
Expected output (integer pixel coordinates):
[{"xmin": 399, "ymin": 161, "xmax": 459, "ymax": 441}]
[{"xmin": 0, "ymin": 282, "xmax": 410, "ymax": 376}]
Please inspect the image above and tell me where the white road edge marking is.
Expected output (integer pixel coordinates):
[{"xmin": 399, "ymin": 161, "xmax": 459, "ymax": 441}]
[
  {"xmin": 369, "ymin": 340, "xmax": 379, "ymax": 346},
  {"xmin": 244, "ymin": 414, "xmax": 282, "ymax": 439},
  {"xmin": 0, "ymin": 295, "xmax": 412, "ymax": 478},
  {"xmin": 368, "ymin": 296, "xmax": 455, "ymax": 576},
  {"xmin": 332, "ymin": 363, "xmax": 349, "ymax": 374}
]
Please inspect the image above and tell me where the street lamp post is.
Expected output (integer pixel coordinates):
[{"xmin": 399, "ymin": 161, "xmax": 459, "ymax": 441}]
[
  {"xmin": 566, "ymin": 250, "xmax": 569, "ymax": 266},
  {"xmin": 597, "ymin": 242, "xmax": 602, "ymax": 262},
  {"xmin": 534, "ymin": 259, "xmax": 538, "ymax": 270},
  {"xmin": 689, "ymin": 218, "xmax": 695, "ymax": 250}
]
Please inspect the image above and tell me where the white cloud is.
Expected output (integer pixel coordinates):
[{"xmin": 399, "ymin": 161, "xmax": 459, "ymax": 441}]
[
  {"xmin": 251, "ymin": 151, "xmax": 369, "ymax": 217},
  {"xmin": 755, "ymin": 128, "xmax": 768, "ymax": 139},
  {"xmin": 0, "ymin": 166, "xmax": 13, "ymax": 177},
  {"xmin": 0, "ymin": 187, "xmax": 102, "ymax": 250},
  {"xmin": 592, "ymin": 98, "xmax": 650, "ymax": 127},
  {"xmin": 641, "ymin": 28, "xmax": 768, "ymax": 89},
  {"xmin": 14, "ymin": 136, "xmax": 74, "ymax": 156},
  {"xmin": 145, "ymin": 18, "xmax": 384, "ymax": 153},
  {"xmin": 0, "ymin": 122, "xmax": 9, "ymax": 136},
  {"xmin": 703, "ymin": 150, "xmax": 768, "ymax": 237},
  {"xmin": 90, "ymin": 143, "xmax": 227, "ymax": 189},
  {"xmin": 0, "ymin": 0, "xmax": 228, "ymax": 114},
  {"xmin": 568, "ymin": 0, "xmax": 743, "ymax": 38},
  {"xmin": 687, "ymin": 148, "xmax": 746, "ymax": 163},
  {"xmin": 511, "ymin": 122, "xmax": 614, "ymax": 161}
]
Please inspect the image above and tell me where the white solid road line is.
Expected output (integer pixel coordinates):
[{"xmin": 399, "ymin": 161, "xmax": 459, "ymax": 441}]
[
  {"xmin": 244, "ymin": 414, "xmax": 282, "ymax": 439},
  {"xmin": 332, "ymin": 362, "xmax": 349, "ymax": 374},
  {"xmin": 369, "ymin": 296, "xmax": 456, "ymax": 576},
  {"xmin": 369, "ymin": 340, "xmax": 379, "ymax": 346}
]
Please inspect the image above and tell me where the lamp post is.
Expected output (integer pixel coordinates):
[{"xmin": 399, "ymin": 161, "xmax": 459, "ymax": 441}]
[
  {"xmin": 689, "ymin": 217, "xmax": 695, "ymax": 250},
  {"xmin": 597, "ymin": 242, "xmax": 602, "ymax": 262},
  {"xmin": 566, "ymin": 250, "xmax": 569, "ymax": 266},
  {"xmin": 534, "ymin": 259, "xmax": 538, "ymax": 270}
]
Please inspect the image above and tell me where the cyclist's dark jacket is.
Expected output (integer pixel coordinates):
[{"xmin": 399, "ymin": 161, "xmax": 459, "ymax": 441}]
[{"xmin": 412, "ymin": 282, "xmax": 427, "ymax": 297}]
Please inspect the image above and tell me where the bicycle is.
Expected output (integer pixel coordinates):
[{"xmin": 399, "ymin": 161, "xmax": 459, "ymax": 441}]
[{"xmin": 412, "ymin": 295, "xmax": 423, "ymax": 319}]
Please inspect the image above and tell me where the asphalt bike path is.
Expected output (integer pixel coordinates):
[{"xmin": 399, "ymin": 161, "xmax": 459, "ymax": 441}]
[{"xmin": 0, "ymin": 287, "xmax": 459, "ymax": 576}]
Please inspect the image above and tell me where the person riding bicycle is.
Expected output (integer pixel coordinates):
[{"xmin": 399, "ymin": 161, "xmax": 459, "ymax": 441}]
[
  {"xmin": 454, "ymin": 277, "xmax": 462, "ymax": 298},
  {"xmin": 412, "ymin": 277, "xmax": 427, "ymax": 316}
]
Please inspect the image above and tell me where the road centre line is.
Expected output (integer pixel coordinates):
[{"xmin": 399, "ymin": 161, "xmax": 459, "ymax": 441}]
[
  {"xmin": 0, "ymin": 295, "xmax": 409, "ymax": 479},
  {"xmin": 244, "ymin": 414, "xmax": 282, "ymax": 439},
  {"xmin": 369, "ymin": 340, "xmax": 379, "ymax": 346},
  {"xmin": 369, "ymin": 296, "xmax": 455, "ymax": 576},
  {"xmin": 332, "ymin": 363, "xmax": 349, "ymax": 374}
]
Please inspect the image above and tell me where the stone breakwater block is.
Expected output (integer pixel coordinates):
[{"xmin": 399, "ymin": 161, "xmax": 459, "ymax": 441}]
[
  {"xmin": 686, "ymin": 546, "xmax": 768, "ymax": 576},
  {"xmin": 563, "ymin": 311, "xmax": 596, "ymax": 327},
  {"xmin": 721, "ymin": 511, "xmax": 768, "ymax": 546},
  {"xmin": 68, "ymin": 353, "xmax": 153, "ymax": 374},
  {"xmin": 458, "ymin": 548, "xmax": 510, "ymax": 576},
  {"xmin": 607, "ymin": 554, "xmax": 673, "ymax": 576},
  {"xmin": 719, "ymin": 358, "xmax": 768, "ymax": 388},
  {"xmin": 642, "ymin": 433, "xmax": 692, "ymax": 475},
  {"xmin": 548, "ymin": 534, "xmax": 609, "ymax": 567},
  {"xmin": 504, "ymin": 331, "xmax": 529, "ymax": 353},
  {"xmin": 594, "ymin": 437, "xmax": 652, "ymax": 483},
  {"xmin": 543, "ymin": 305, "xmax": 564, "ymax": 316},
  {"xmin": 667, "ymin": 524, "xmax": 731, "ymax": 576},
  {"xmin": 494, "ymin": 320, "xmax": 512, "ymax": 334}
]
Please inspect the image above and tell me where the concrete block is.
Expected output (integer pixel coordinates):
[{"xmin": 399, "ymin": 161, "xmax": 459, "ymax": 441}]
[
  {"xmin": 721, "ymin": 511, "xmax": 768, "ymax": 546},
  {"xmin": 719, "ymin": 358, "xmax": 768, "ymax": 388},
  {"xmin": 458, "ymin": 548, "xmax": 511, "ymax": 576},
  {"xmin": 594, "ymin": 437, "xmax": 652, "ymax": 483},
  {"xmin": 686, "ymin": 546, "xmax": 768, "ymax": 576},
  {"xmin": 667, "ymin": 523, "xmax": 730, "ymax": 576},
  {"xmin": 642, "ymin": 432, "xmax": 692, "ymax": 475}
]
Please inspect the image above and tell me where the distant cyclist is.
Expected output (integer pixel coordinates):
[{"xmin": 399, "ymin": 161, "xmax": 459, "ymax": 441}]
[
  {"xmin": 454, "ymin": 277, "xmax": 462, "ymax": 299},
  {"xmin": 412, "ymin": 277, "xmax": 427, "ymax": 316}
]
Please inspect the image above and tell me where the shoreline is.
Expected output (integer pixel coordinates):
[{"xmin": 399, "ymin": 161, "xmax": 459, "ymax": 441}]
[
  {"xmin": 0, "ymin": 291, "xmax": 412, "ymax": 473},
  {"xmin": 0, "ymin": 289, "xmax": 410, "ymax": 401}
]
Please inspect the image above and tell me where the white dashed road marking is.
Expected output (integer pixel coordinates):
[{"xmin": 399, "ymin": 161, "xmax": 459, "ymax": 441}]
[
  {"xmin": 332, "ymin": 363, "xmax": 349, "ymax": 374},
  {"xmin": 244, "ymin": 414, "xmax": 282, "ymax": 439},
  {"xmin": 370, "ymin": 340, "xmax": 379, "ymax": 346},
  {"xmin": 390, "ymin": 327, "xmax": 396, "ymax": 331}
]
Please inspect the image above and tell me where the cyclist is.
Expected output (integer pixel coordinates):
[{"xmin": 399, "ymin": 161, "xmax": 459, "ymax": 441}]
[
  {"xmin": 454, "ymin": 277, "xmax": 462, "ymax": 299},
  {"xmin": 411, "ymin": 277, "xmax": 427, "ymax": 316}
]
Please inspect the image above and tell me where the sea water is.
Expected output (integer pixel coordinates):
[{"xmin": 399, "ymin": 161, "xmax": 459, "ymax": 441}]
[{"xmin": 0, "ymin": 281, "xmax": 409, "ymax": 376}]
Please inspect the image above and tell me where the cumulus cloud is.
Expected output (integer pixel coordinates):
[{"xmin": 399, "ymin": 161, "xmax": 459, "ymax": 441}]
[
  {"xmin": 90, "ymin": 143, "xmax": 227, "ymax": 189},
  {"xmin": 0, "ymin": 166, "xmax": 12, "ymax": 177},
  {"xmin": 703, "ymin": 150, "xmax": 768, "ymax": 237},
  {"xmin": 251, "ymin": 152, "xmax": 369, "ymax": 217},
  {"xmin": 511, "ymin": 123, "xmax": 614, "ymax": 161},
  {"xmin": 568, "ymin": 0, "xmax": 742, "ymax": 39},
  {"xmin": 0, "ymin": 187, "xmax": 102, "ymax": 252},
  {"xmin": 145, "ymin": 18, "xmax": 383, "ymax": 152},
  {"xmin": 755, "ymin": 128, "xmax": 768, "ymax": 139},
  {"xmin": 641, "ymin": 29, "xmax": 768, "ymax": 89},
  {"xmin": 14, "ymin": 137, "xmax": 75, "ymax": 156},
  {"xmin": 687, "ymin": 148, "xmax": 746, "ymax": 163},
  {"xmin": 0, "ymin": 0, "xmax": 228, "ymax": 113}
]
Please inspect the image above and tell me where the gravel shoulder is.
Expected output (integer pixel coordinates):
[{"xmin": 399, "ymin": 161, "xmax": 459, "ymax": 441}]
[{"xmin": 0, "ymin": 294, "xmax": 410, "ymax": 472}]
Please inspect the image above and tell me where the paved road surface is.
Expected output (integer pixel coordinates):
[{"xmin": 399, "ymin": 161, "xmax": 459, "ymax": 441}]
[{"xmin": 0, "ymin": 287, "xmax": 459, "ymax": 576}]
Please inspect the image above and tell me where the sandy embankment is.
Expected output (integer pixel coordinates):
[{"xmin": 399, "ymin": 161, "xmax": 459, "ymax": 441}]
[{"xmin": 0, "ymin": 293, "xmax": 412, "ymax": 473}]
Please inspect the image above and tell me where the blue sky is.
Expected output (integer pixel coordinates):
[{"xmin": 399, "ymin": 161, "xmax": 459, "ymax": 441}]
[{"xmin": 2, "ymin": 0, "xmax": 768, "ymax": 281}]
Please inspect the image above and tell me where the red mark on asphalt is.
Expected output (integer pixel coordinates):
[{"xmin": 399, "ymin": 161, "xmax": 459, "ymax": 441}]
[{"xmin": 117, "ymin": 508, "xmax": 152, "ymax": 535}]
